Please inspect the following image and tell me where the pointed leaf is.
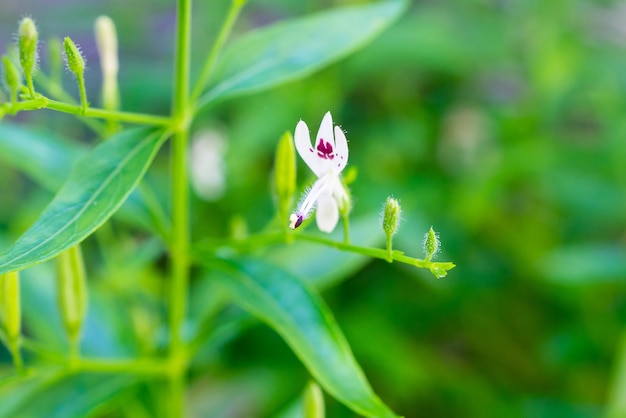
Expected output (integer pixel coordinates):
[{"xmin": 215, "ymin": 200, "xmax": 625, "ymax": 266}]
[
  {"xmin": 0, "ymin": 123, "xmax": 167, "ymax": 235},
  {"xmin": 198, "ymin": 0, "xmax": 408, "ymax": 109},
  {"xmin": 0, "ymin": 128, "xmax": 166, "ymax": 273},
  {"xmin": 0, "ymin": 122, "xmax": 85, "ymax": 191},
  {"xmin": 213, "ymin": 258, "xmax": 401, "ymax": 418}
]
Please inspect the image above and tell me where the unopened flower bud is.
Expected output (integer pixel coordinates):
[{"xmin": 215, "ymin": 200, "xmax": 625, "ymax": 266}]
[
  {"xmin": 382, "ymin": 197, "xmax": 401, "ymax": 238},
  {"xmin": 0, "ymin": 271, "xmax": 21, "ymax": 344},
  {"xmin": 57, "ymin": 245, "xmax": 88, "ymax": 340},
  {"xmin": 63, "ymin": 37, "xmax": 85, "ymax": 77},
  {"xmin": 95, "ymin": 16, "xmax": 120, "ymax": 111},
  {"xmin": 275, "ymin": 131, "xmax": 296, "ymax": 225},
  {"xmin": 424, "ymin": 226, "xmax": 440, "ymax": 261},
  {"xmin": 303, "ymin": 381, "xmax": 325, "ymax": 418},
  {"xmin": 2, "ymin": 56, "xmax": 21, "ymax": 93},
  {"xmin": 18, "ymin": 17, "xmax": 38, "ymax": 76}
]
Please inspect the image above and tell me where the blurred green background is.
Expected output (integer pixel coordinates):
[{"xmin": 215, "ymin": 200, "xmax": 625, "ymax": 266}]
[{"xmin": 2, "ymin": 0, "xmax": 626, "ymax": 417}]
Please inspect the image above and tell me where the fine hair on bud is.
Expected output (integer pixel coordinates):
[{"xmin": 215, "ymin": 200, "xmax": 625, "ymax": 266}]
[
  {"xmin": 382, "ymin": 196, "xmax": 401, "ymax": 237},
  {"xmin": 63, "ymin": 37, "xmax": 86, "ymax": 76},
  {"xmin": 423, "ymin": 226, "xmax": 440, "ymax": 260},
  {"xmin": 17, "ymin": 17, "xmax": 39, "ymax": 74}
]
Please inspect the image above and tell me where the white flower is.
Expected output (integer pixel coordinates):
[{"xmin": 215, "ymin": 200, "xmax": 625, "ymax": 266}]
[{"xmin": 289, "ymin": 111, "xmax": 349, "ymax": 233}]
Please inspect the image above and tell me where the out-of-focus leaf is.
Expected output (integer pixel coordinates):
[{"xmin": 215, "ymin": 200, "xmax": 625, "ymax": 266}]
[
  {"xmin": 0, "ymin": 128, "xmax": 166, "ymax": 274},
  {"xmin": 540, "ymin": 244, "xmax": 626, "ymax": 285},
  {"xmin": 0, "ymin": 371, "xmax": 137, "ymax": 418},
  {"xmin": 212, "ymin": 258, "xmax": 400, "ymax": 418},
  {"xmin": 0, "ymin": 123, "xmax": 167, "ymax": 236},
  {"xmin": 20, "ymin": 263, "xmax": 135, "ymax": 356},
  {"xmin": 265, "ymin": 213, "xmax": 383, "ymax": 288},
  {"xmin": 0, "ymin": 122, "xmax": 85, "ymax": 191},
  {"xmin": 198, "ymin": 0, "xmax": 408, "ymax": 108}
]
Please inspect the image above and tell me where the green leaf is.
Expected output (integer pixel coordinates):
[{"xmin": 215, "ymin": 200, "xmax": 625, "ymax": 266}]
[
  {"xmin": 213, "ymin": 258, "xmax": 401, "ymax": 418},
  {"xmin": 0, "ymin": 371, "xmax": 137, "ymax": 418},
  {"xmin": 0, "ymin": 123, "xmax": 167, "ymax": 236},
  {"xmin": 0, "ymin": 128, "xmax": 166, "ymax": 274},
  {"xmin": 0, "ymin": 122, "xmax": 85, "ymax": 191},
  {"xmin": 198, "ymin": 0, "xmax": 407, "ymax": 108},
  {"xmin": 540, "ymin": 244, "xmax": 626, "ymax": 285}
]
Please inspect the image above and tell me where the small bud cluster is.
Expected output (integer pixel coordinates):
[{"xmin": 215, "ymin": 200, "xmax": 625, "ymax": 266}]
[{"xmin": 1, "ymin": 15, "xmax": 120, "ymax": 115}]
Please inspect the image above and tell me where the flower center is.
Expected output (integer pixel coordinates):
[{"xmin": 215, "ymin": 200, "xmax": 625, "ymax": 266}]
[{"xmin": 316, "ymin": 139, "xmax": 334, "ymax": 160}]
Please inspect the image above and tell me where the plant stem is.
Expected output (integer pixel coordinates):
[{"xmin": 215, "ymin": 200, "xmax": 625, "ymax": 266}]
[
  {"xmin": 190, "ymin": 0, "xmax": 246, "ymax": 104},
  {"xmin": 76, "ymin": 74, "xmax": 89, "ymax": 115},
  {"xmin": 9, "ymin": 340, "xmax": 24, "ymax": 372},
  {"xmin": 169, "ymin": 0, "xmax": 193, "ymax": 414},
  {"xmin": 34, "ymin": 72, "xmax": 108, "ymax": 136},
  {"xmin": 46, "ymin": 100, "xmax": 172, "ymax": 126},
  {"xmin": 342, "ymin": 213, "xmax": 350, "ymax": 244},
  {"xmin": 74, "ymin": 358, "xmax": 170, "ymax": 376}
]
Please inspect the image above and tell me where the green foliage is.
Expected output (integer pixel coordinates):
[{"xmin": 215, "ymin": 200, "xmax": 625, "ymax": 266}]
[
  {"xmin": 0, "ymin": 128, "xmax": 165, "ymax": 273},
  {"xmin": 198, "ymin": 0, "xmax": 407, "ymax": 108},
  {"xmin": 213, "ymin": 258, "xmax": 400, "ymax": 418},
  {"xmin": 5, "ymin": 0, "xmax": 623, "ymax": 416}
]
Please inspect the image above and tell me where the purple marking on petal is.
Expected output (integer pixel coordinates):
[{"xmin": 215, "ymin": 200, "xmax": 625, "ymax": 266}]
[
  {"xmin": 316, "ymin": 139, "xmax": 335, "ymax": 160},
  {"xmin": 295, "ymin": 215, "xmax": 303, "ymax": 228},
  {"xmin": 309, "ymin": 147, "xmax": 314, "ymax": 153}
]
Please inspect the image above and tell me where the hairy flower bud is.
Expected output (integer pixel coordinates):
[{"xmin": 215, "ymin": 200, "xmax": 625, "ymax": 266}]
[
  {"xmin": 63, "ymin": 37, "xmax": 85, "ymax": 77},
  {"xmin": 18, "ymin": 17, "xmax": 38, "ymax": 76},
  {"xmin": 424, "ymin": 226, "xmax": 440, "ymax": 261},
  {"xmin": 382, "ymin": 197, "xmax": 401, "ymax": 238}
]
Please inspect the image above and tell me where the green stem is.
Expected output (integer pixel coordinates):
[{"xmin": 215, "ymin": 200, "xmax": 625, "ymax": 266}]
[
  {"xmin": 342, "ymin": 213, "xmax": 350, "ymax": 244},
  {"xmin": 10, "ymin": 88, "xmax": 18, "ymax": 112},
  {"xmin": 190, "ymin": 0, "xmax": 246, "ymax": 105},
  {"xmin": 74, "ymin": 358, "xmax": 170, "ymax": 376},
  {"xmin": 46, "ymin": 100, "xmax": 172, "ymax": 126},
  {"xmin": 34, "ymin": 72, "xmax": 108, "ymax": 136},
  {"xmin": 169, "ymin": 0, "xmax": 193, "ymax": 413},
  {"xmin": 25, "ymin": 74, "xmax": 36, "ymax": 99},
  {"xmin": 192, "ymin": 231, "xmax": 455, "ymax": 273},
  {"xmin": 76, "ymin": 74, "xmax": 89, "ymax": 115},
  {"xmin": 385, "ymin": 233, "xmax": 393, "ymax": 262},
  {"xmin": 9, "ymin": 340, "xmax": 24, "ymax": 372}
]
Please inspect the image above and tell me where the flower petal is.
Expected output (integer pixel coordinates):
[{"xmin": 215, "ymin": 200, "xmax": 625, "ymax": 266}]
[
  {"xmin": 315, "ymin": 193, "xmax": 339, "ymax": 233},
  {"xmin": 294, "ymin": 119, "xmax": 322, "ymax": 177},
  {"xmin": 333, "ymin": 126, "xmax": 348, "ymax": 173},
  {"xmin": 315, "ymin": 111, "xmax": 335, "ymax": 173}
]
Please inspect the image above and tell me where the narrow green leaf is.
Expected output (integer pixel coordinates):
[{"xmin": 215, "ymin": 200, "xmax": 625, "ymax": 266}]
[
  {"xmin": 0, "ymin": 372, "xmax": 136, "ymax": 418},
  {"xmin": 0, "ymin": 128, "xmax": 166, "ymax": 274},
  {"xmin": 213, "ymin": 258, "xmax": 401, "ymax": 418},
  {"xmin": 198, "ymin": 0, "xmax": 407, "ymax": 109},
  {"xmin": 0, "ymin": 122, "xmax": 85, "ymax": 191},
  {"xmin": 0, "ymin": 123, "xmax": 166, "ymax": 236}
]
